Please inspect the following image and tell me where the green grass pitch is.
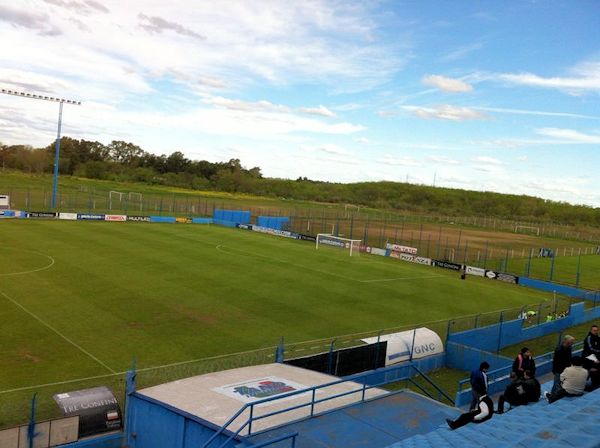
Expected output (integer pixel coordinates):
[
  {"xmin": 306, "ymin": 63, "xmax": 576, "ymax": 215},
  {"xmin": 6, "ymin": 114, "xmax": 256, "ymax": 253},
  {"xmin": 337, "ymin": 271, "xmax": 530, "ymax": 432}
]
[
  {"xmin": 0, "ymin": 219, "xmax": 556, "ymax": 424},
  {"xmin": 1, "ymin": 219, "xmax": 555, "ymax": 387}
]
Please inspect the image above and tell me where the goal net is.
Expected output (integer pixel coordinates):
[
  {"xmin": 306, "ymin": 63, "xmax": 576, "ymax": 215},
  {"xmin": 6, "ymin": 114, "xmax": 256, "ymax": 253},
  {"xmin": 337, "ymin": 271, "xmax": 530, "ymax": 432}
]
[{"xmin": 315, "ymin": 234, "xmax": 362, "ymax": 256}]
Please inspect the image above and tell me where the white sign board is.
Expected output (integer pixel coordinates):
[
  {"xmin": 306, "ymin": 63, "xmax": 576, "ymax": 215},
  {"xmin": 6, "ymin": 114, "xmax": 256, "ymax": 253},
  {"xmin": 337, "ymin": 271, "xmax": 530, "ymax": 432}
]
[{"xmin": 0, "ymin": 195, "xmax": 9, "ymax": 210}]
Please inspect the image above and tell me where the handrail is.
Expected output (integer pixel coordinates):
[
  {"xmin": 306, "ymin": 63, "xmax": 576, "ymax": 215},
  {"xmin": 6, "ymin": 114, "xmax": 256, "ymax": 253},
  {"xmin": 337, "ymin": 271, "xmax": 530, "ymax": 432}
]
[
  {"xmin": 457, "ymin": 342, "xmax": 584, "ymax": 391},
  {"xmin": 245, "ymin": 432, "xmax": 298, "ymax": 448},
  {"xmin": 203, "ymin": 361, "xmax": 457, "ymax": 448},
  {"xmin": 410, "ymin": 364, "xmax": 455, "ymax": 405}
]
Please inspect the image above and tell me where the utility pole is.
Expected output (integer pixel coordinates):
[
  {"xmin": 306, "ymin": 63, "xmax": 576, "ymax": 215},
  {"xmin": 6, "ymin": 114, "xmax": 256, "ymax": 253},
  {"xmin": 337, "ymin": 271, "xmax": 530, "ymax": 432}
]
[{"xmin": 1, "ymin": 88, "xmax": 81, "ymax": 209}]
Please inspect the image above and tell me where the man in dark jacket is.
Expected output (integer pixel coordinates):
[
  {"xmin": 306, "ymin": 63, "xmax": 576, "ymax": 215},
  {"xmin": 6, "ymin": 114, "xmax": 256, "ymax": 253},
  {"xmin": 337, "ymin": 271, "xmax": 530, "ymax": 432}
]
[
  {"xmin": 583, "ymin": 325, "xmax": 600, "ymax": 390},
  {"xmin": 583, "ymin": 325, "xmax": 600, "ymax": 357},
  {"xmin": 469, "ymin": 362, "xmax": 489, "ymax": 410},
  {"xmin": 512, "ymin": 347, "xmax": 536, "ymax": 378},
  {"xmin": 447, "ymin": 394, "xmax": 493, "ymax": 430},
  {"xmin": 551, "ymin": 335, "xmax": 574, "ymax": 394},
  {"xmin": 522, "ymin": 369, "xmax": 541, "ymax": 402},
  {"xmin": 497, "ymin": 372, "xmax": 527, "ymax": 413}
]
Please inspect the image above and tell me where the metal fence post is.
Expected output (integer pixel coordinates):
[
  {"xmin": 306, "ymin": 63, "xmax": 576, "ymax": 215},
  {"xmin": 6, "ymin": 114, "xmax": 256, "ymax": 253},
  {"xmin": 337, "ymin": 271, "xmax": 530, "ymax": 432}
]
[
  {"xmin": 409, "ymin": 329, "xmax": 417, "ymax": 361},
  {"xmin": 28, "ymin": 393, "xmax": 37, "ymax": 448}
]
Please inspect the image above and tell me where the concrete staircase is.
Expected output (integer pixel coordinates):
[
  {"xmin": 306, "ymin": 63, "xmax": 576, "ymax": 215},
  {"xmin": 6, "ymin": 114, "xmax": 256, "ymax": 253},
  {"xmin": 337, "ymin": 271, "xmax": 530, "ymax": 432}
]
[{"xmin": 390, "ymin": 383, "xmax": 600, "ymax": 448}]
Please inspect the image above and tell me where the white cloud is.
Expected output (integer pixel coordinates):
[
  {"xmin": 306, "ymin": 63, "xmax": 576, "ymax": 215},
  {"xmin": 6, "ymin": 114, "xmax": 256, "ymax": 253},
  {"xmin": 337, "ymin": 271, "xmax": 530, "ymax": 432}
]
[
  {"xmin": 298, "ymin": 105, "xmax": 336, "ymax": 118},
  {"xmin": 516, "ymin": 155, "xmax": 528, "ymax": 162},
  {"xmin": 473, "ymin": 106, "xmax": 600, "ymax": 120},
  {"xmin": 441, "ymin": 42, "xmax": 483, "ymax": 62},
  {"xmin": 536, "ymin": 128, "xmax": 600, "ymax": 144},
  {"xmin": 421, "ymin": 75, "xmax": 473, "ymax": 93},
  {"xmin": 317, "ymin": 144, "xmax": 349, "ymax": 155},
  {"xmin": 376, "ymin": 154, "xmax": 421, "ymax": 167},
  {"xmin": 472, "ymin": 156, "xmax": 503, "ymax": 165},
  {"xmin": 427, "ymin": 155, "xmax": 460, "ymax": 165},
  {"xmin": 207, "ymin": 96, "xmax": 290, "ymax": 113},
  {"xmin": 355, "ymin": 137, "xmax": 369, "ymax": 144},
  {"xmin": 403, "ymin": 105, "xmax": 486, "ymax": 121},
  {"xmin": 497, "ymin": 60, "xmax": 600, "ymax": 93}
]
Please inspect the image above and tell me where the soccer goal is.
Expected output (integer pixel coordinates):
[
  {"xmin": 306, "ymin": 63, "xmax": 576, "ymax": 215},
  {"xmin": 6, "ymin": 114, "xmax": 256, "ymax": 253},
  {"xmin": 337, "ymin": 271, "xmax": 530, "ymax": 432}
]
[
  {"xmin": 515, "ymin": 225, "xmax": 540, "ymax": 236},
  {"xmin": 316, "ymin": 234, "xmax": 362, "ymax": 256},
  {"xmin": 108, "ymin": 191, "xmax": 125, "ymax": 210}
]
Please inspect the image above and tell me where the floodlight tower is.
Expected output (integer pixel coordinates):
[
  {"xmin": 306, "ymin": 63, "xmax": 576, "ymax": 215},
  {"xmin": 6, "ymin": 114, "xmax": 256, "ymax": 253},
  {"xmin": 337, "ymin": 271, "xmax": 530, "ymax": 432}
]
[{"xmin": 0, "ymin": 88, "xmax": 81, "ymax": 209}]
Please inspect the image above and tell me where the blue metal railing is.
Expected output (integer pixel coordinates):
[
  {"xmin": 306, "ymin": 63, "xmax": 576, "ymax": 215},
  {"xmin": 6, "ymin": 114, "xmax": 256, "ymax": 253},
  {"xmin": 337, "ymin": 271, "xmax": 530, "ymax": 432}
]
[
  {"xmin": 245, "ymin": 432, "xmax": 298, "ymax": 448},
  {"xmin": 457, "ymin": 341, "xmax": 584, "ymax": 392},
  {"xmin": 201, "ymin": 362, "xmax": 451, "ymax": 448}
]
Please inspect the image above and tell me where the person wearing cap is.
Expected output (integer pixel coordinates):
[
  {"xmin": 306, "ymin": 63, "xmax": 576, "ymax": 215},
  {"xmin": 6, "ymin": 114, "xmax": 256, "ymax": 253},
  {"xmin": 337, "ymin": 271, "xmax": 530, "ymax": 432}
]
[
  {"xmin": 512, "ymin": 347, "xmax": 536, "ymax": 378},
  {"xmin": 551, "ymin": 335, "xmax": 574, "ymax": 394}
]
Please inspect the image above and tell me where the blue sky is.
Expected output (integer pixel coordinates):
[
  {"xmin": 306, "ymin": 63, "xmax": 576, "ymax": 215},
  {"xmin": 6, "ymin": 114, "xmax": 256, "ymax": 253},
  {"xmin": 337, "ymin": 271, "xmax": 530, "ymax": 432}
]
[{"xmin": 1, "ymin": 0, "xmax": 599, "ymax": 205}]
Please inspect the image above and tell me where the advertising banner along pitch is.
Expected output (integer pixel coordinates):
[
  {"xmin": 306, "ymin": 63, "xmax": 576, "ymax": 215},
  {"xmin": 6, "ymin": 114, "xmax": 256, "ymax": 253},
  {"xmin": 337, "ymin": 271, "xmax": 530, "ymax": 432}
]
[
  {"xmin": 432, "ymin": 260, "xmax": 463, "ymax": 271},
  {"xmin": 466, "ymin": 266, "xmax": 485, "ymax": 277},
  {"xmin": 485, "ymin": 270, "xmax": 519, "ymax": 284},
  {"xmin": 27, "ymin": 211, "xmax": 57, "ymax": 218},
  {"xmin": 386, "ymin": 243, "xmax": 418, "ymax": 255}
]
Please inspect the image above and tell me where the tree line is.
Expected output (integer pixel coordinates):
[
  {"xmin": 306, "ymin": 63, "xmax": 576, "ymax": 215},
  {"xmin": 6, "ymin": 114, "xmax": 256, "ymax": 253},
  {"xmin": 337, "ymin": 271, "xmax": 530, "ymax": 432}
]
[{"xmin": 1, "ymin": 137, "xmax": 599, "ymax": 227}]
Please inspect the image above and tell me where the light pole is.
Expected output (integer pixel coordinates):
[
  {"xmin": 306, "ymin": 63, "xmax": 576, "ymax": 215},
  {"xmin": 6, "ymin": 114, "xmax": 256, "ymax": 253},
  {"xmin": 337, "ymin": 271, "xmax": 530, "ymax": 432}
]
[{"xmin": 0, "ymin": 88, "xmax": 81, "ymax": 209}]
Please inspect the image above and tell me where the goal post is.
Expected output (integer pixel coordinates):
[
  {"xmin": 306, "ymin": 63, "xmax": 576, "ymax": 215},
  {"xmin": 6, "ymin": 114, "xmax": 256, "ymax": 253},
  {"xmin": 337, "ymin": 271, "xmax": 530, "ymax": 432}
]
[
  {"xmin": 515, "ymin": 225, "xmax": 540, "ymax": 236},
  {"xmin": 316, "ymin": 234, "xmax": 362, "ymax": 256}
]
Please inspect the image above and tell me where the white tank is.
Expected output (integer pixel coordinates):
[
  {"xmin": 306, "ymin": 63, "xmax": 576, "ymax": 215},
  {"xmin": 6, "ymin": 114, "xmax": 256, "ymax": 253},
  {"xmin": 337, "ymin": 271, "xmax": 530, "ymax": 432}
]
[{"xmin": 361, "ymin": 327, "xmax": 444, "ymax": 366}]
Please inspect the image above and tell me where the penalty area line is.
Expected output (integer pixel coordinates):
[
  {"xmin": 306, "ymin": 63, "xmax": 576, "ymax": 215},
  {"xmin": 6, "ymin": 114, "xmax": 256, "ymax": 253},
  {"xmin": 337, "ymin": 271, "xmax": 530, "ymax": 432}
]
[{"xmin": 0, "ymin": 291, "xmax": 117, "ymax": 374}]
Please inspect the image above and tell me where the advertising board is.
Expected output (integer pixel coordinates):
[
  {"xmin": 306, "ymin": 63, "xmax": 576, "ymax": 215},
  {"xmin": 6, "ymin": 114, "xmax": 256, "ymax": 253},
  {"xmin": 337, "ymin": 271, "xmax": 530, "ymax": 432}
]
[
  {"xmin": 413, "ymin": 256, "xmax": 432, "ymax": 266},
  {"xmin": 386, "ymin": 243, "xmax": 418, "ymax": 254},
  {"xmin": 370, "ymin": 247, "xmax": 387, "ymax": 256},
  {"xmin": 27, "ymin": 211, "xmax": 57, "ymax": 218},
  {"xmin": 59, "ymin": 213, "xmax": 78, "ymax": 220},
  {"xmin": 77, "ymin": 213, "xmax": 105, "ymax": 220},
  {"xmin": 485, "ymin": 270, "xmax": 519, "ymax": 284},
  {"xmin": 466, "ymin": 266, "xmax": 485, "ymax": 277},
  {"xmin": 104, "ymin": 214, "xmax": 127, "ymax": 222},
  {"xmin": 432, "ymin": 260, "xmax": 463, "ymax": 271},
  {"xmin": 127, "ymin": 215, "xmax": 151, "ymax": 222}
]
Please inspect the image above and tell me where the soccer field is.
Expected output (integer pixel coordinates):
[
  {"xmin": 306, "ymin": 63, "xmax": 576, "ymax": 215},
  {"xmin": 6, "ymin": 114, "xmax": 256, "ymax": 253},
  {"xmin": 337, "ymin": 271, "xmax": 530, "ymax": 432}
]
[{"xmin": 0, "ymin": 219, "xmax": 554, "ymax": 424}]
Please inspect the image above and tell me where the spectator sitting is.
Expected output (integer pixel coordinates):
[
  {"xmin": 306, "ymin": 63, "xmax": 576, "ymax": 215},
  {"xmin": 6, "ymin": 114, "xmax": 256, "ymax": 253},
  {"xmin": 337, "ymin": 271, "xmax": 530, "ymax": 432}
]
[
  {"xmin": 545, "ymin": 356, "xmax": 588, "ymax": 404},
  {"xmin": 551, "ymin": 335, "xmax": 574, "ymax": 395},
  {"xmin": 497, "ymin": 372, "xmax": 527, "ymax": 414},
  {"xmin": 446, "ymin": 394, "xmax": 493, "ymax": 430},
  {"xmin": 583, "ymin": 325, "xmax": 600, "ymax": 390},
  {"xmin": 469, "ymin": 362, "xmax": 489, "ymax": 410},
  {"xmin": 512, "ymin": 347, "xmax": 536, "ymax": 378},
  {"xmin": 522, "ymin": 369, "xmax": 541, "ymax": 403}
]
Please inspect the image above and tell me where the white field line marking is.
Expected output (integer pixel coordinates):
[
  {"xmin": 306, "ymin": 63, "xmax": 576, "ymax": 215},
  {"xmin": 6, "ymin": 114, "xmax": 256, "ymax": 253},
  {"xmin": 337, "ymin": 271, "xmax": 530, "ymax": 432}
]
[
  {"xmin": 0, "ymin": 345, "xmax": 279, "ymax": 394},
  {"xmin": 0, "ymin": 291, "xmax": 116, "ymax": 374},
  {"xmin": 0, "ymin": 251, "xmax": 55, "ymax": 276},
  {"xmin": 358, "ymin": 275, "xmax": 444, "ymax": 283},
  {"xmin": 215, "ymin": 244, "xmax": 439, "ymax": 284}
]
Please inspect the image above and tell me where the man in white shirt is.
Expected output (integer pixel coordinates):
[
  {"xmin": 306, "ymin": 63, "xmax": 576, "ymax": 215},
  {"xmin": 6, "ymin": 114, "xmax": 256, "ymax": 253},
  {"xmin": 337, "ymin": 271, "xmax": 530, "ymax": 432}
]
[{"xmin": 545, "ymin": 356, "xmax": 588, "ymax": 404}]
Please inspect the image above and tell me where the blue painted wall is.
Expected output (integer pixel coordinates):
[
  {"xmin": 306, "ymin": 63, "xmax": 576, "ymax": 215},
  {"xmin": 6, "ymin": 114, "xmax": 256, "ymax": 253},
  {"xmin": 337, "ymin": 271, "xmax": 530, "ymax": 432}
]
[
  {"xmin": 192, "ymin": 218, "xmax": 213, "ymax": 224},
  {"xmin": 149, "ymin": 216, "xmax": 176, "ymax": 223},
  {"xmin": 59, "ymin": 433, "xmax": 124, "ymax": 448},
  {"xmin": 447, "ymin": 302, "xmax": 599, "ymax": 353},
  {"xmin": 257, "ymin": 216, "xmax": 289, "ymax": 230},
  {"xmin": 127, "ymin": 393, "xmax": 235, "ymax": 448},
  {"xmin": 519, "ymin": 276, "xmax": 589, "ymax": 297},
  {"xmin": 213, "ymin": 210, "xmax": 251, "ymax": 225}
]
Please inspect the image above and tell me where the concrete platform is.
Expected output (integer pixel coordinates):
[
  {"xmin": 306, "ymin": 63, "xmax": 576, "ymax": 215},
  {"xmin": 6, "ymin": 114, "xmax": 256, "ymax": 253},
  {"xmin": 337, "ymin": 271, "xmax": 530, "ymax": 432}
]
[
  {"xmin": 244, "ymin": 390, "xmax": 460, "ymax": 448},
  {"xmin": 137, "ymin": 363, "xmax": 387, "ymax": 434}
]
